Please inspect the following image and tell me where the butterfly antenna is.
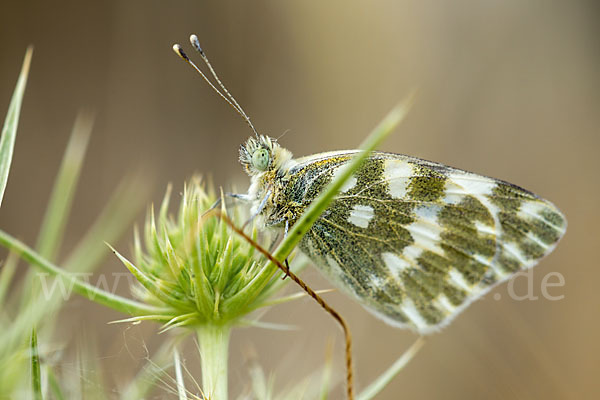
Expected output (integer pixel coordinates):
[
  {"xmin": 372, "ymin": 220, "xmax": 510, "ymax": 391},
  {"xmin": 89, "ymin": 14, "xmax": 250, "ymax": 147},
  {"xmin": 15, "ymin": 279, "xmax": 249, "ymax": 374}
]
[
  {"xmin": 189, "ymin": 35, "xmax": 259, "ymax": 138},
  {"xmin": 172, "ymin": 38, "xmax": 260, "ymax": 139}
]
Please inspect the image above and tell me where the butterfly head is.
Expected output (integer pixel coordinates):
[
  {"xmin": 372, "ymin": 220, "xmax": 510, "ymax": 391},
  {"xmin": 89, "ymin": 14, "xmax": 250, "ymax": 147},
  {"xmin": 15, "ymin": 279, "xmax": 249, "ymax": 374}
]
[{"xmin": 239, "ymin": 135, "xmax": 293, "ymax": 177}]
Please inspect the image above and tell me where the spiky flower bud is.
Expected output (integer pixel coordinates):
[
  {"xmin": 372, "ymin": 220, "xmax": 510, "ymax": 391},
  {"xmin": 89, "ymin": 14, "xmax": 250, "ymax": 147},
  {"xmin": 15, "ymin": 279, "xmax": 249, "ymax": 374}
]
[{"xmin": 112, "ymin": 177, "xmax": 282, "ymax": 330}]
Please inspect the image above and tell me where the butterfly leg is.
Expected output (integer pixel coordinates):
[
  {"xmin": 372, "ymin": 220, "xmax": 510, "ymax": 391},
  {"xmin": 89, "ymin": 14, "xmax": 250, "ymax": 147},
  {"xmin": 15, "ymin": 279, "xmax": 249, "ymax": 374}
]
[
  {"xmin": 281, "ymin": 219, "xmax": 291, "ymax": 280},
  {"xmin": 242, "ymin": 187, "xmax": 272, "ymax": 229},
  {"xmin": 201, "ymin": 197, "xmax": 222, "ymax": 217},
  {"xmin": 201, "ymin": 192, "xmax": 250, "ymax": 217},
  {"xmin": 226, "ymin": 192, "xmax": 250, "ymax": 201}
]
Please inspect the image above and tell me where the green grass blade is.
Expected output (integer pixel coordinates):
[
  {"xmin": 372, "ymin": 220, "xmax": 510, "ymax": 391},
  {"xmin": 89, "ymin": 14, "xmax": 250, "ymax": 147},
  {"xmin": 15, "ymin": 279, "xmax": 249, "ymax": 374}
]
[
  {"xmin": 35, "ymin": 112, "xmax": 93, "ymax": 260},
  {"xmin": 63, "ymin": 175, "xmax": 149, "ymax": 273},
  {"xmin": 18, "ymin": 112, "xmax": 93, "ymax": 312},
  {"xmin": 46, "ymin": 366, "xmax": 66, "ymax": 400},
  {"xmin": 30, "ymin": 328, "xmax": 43, "ymax": 400},
  {"xmin": 0, "ymin": 229, "xmax": 171, "ymax": 317},
  {"xmin": 0, "ymin": 251, "xmax": 19, "ymax": 305},
  {"xmin": 4, "ymin": 176, "xmax": 150, "ymax": 361},
  {"xmin": 357, "ymin": 337, "xmax": 425, "ymax": 400},
  {"xmin": 0, "ymin": 229, "xmax": 174, "ymax": 362},
  {"xmin": 0, "ymin": 47, "xmax": 33, "ymax": 208}
]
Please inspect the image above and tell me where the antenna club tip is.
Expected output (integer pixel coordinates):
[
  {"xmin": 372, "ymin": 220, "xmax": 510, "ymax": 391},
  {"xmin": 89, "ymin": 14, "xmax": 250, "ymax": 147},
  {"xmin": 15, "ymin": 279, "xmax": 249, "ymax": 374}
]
[
  {"xmin": 189, "ymin": 34, "xmax": 205, "ymax": 55},
  {"xmin": 172, "ymin": 44, "xmax": 189, "ymax": 61}
]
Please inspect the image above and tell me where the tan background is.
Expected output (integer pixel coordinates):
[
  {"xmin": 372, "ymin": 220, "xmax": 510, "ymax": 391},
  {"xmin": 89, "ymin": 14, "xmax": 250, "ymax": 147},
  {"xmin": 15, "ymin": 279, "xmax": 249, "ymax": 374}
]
[{"xmin": 1, "ymin": 1, "xmax": 599, "ymax": 399}]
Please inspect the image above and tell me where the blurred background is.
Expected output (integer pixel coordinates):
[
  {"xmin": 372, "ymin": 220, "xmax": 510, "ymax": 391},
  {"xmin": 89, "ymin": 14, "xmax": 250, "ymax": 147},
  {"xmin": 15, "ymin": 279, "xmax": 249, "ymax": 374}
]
[{"xmin": 1, "ymin": 0, "xmax": 599, "ymax": 399}]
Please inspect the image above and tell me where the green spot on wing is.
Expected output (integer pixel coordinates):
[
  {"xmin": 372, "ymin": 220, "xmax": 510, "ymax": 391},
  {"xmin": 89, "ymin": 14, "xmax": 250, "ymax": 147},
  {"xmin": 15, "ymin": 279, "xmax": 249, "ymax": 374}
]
[
  {"xmin": 529, "ymin": 217, "xmax": 562, "ymax": 245},
  {"xmin": 402, "ymin": 269, "xmax": 446, "ymax": 324},
  {"xmin": 540, "ymin": 208, "xmax": 566, "ymax": 228},
  {"xmin": 440, "ymin": 244, "xmax": 490, "ymax": 284},
  {"xmin": 498, "ymin": 198, "xmax": 565, "ymax": 261},
  {"xmin": 460, "ymin": 195, "xmax": 495, "ymax": 226},
  {"xmin": 407, "ymin": 167, "xmax": 446, "ymax": 202},
  {"xmin": 490, "ymin": 182, "xmax": 534, "ymax": 212},
  {"xmin": 436, "ymin": 195, "xmax": 497, "ymax": 284},
  {"xmin": 416, "ymin": 250, "xmax": 450, "ymax": 276},
  {"xmin": 499, "ymin": 212, "xmax": 528, "ymax": 242},
  {"xmin": 443, "ymin": 284, "xmax": 468, "ymax": 306},
  {"xmin": 498, "ymin": 251, "xmax": 520, "ymax": 273},
  {"xmin": 520, "ymin": 238, "xmax": 546, "ymax": 259}
]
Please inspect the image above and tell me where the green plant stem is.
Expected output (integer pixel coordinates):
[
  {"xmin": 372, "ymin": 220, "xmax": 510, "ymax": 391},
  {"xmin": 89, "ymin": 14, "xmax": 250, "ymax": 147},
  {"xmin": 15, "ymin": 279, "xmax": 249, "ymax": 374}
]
[
  {"xmin": 0, "ymin": 229, "xmax": 170, "ymax": 317},
  {"xmin": 197, "ymin": 324, "xmax": 231, "ymax": 400},
  {"xmin": 357, "ymin": 337, "xmax": 425, "ymax": 400}
]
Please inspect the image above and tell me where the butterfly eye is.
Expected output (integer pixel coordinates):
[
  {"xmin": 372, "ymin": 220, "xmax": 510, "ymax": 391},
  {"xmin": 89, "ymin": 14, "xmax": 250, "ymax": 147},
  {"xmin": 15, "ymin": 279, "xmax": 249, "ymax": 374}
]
[{"xmin": 252, "ymin": 148, "xmax": 270, "ymax": 171}]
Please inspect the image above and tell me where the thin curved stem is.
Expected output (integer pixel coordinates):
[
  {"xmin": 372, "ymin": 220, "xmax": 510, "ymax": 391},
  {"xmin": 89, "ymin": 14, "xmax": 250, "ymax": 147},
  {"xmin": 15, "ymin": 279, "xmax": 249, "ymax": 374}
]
[{"xmin": 217, "ymin": 211, "xmax": 354, "ymax": 400}]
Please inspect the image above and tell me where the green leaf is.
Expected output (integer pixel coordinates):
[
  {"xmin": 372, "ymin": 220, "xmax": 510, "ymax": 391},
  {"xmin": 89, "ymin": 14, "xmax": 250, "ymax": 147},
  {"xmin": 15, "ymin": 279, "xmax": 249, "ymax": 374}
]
[
  {"xmin": 0, "ymin": 47, "xmax": 33, "ymax": 208},
  {"xmin": 30, "ymin": 329, "xmax": 43, "ymax": 400},
  {"xmin": 36, "ymin": 112, "xmax": 93, "ymax": 260}
]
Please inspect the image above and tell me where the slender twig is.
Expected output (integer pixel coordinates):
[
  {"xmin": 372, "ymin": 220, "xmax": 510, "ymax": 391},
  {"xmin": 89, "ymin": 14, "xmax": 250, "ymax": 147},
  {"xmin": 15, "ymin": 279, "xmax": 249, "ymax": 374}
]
[{"xmin": 215, "ymin": 210, "xmax": 354, "ymax": 400}]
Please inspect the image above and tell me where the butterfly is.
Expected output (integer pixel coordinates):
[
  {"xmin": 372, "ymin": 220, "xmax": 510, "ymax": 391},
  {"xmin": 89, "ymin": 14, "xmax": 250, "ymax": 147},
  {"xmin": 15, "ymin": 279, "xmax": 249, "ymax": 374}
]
[
  {"xmin": 173, "ymin": 35, "xmax": 567, "ymax": 334},
  {"xmin": 239, "ymin": 135, "xmax": 567, "ymax": 333}
]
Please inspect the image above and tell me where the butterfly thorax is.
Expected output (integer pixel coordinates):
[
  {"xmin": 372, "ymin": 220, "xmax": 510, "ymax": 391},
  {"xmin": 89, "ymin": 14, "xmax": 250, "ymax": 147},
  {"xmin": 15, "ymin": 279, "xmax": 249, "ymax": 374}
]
[{"xmin": 240, "ymin": 135, "xmax": 298, "ymax": 226}]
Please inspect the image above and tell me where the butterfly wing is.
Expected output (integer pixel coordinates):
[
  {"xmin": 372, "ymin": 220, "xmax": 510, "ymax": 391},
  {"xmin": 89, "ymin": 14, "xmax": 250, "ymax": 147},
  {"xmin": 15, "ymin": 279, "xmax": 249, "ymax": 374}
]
[{"xmin": 281, "ymin": 152, "xmax": 566, "ymax": 333}]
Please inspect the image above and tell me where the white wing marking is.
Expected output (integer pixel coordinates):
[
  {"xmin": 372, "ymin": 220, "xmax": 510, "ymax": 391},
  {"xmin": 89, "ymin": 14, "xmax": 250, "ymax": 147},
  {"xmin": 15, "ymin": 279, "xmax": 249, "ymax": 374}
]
[
  {"xmin": 383, "ymin": 159, "xmax": 413, "ymax": 199},
  {"xmin": 347, "ymin": 204, "xmax": 374, "ymax": 228}
]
